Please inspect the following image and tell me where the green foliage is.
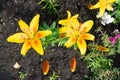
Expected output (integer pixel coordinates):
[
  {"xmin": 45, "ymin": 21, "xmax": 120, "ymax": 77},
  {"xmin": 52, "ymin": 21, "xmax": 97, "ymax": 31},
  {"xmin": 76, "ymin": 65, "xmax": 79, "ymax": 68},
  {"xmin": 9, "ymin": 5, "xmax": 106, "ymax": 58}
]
[
  {"xmin": 88, "ymin": 68, "xmax": 120, "ymax": 80},
  {"xmin": 108, "ymin": 39, "xmax": 120, "ymax": 55},
  {"xmin": 38, "ymin": 0, "xmax": 59, "ymax": 15},
  {"xmin": 39, "ymin": 21, "xmax": 67, "ymax": 50},
  {"xmin": 110, "ymin": 0, "xmax": 120, "ymax": 23},
  {"xmin": 18, "ymin": 72, "xmax": 27, "ymax": 80},
  {"xmin": 49, "ymin": 72, "xmax": 60, "ymax": 80},
  {"xmin": 84, "ymin": 52, "xmax": 113, "ymax": 71}
]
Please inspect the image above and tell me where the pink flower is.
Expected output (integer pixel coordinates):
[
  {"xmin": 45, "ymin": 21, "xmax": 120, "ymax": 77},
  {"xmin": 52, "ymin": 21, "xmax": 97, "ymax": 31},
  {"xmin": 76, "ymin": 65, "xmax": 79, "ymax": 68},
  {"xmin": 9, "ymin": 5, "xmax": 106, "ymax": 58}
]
[
  {"xmin": 115, "ymin": 33, "xmax": 120, "ymax": 39},
  {"xmin": 109, "ymin": 37, "xmax": 116, "ymax": 45},
  {"xmin": 109, "ymin": 33, "xmax": 120, "ymax": 45}
]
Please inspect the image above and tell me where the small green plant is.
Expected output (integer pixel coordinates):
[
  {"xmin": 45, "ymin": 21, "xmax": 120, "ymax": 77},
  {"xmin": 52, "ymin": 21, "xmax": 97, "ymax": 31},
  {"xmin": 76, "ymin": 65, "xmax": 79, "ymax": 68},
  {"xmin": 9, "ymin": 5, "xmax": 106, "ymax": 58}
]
[
  {"xmin": 49, "ymin": 72, "xmax": 60, "ymax": 80},
  {"xmin": 38, "ymin": 0, "xmax": 59, "ymax": 15},
  {"xmin": 19, "ymin": 72, "xmax": 27, "ymax": 80}
]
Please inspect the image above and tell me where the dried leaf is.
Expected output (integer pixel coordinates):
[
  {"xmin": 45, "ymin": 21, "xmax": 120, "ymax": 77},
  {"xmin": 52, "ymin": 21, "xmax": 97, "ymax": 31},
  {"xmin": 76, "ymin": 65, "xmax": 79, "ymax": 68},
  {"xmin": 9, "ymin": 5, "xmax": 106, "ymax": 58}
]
[
  {"xmin": 42, "ymin": 60, "xmax": 50, "ymax": 75},
  {"xmin": 70, "ymin": 57, "xmax": 77, "ymax": 72}
]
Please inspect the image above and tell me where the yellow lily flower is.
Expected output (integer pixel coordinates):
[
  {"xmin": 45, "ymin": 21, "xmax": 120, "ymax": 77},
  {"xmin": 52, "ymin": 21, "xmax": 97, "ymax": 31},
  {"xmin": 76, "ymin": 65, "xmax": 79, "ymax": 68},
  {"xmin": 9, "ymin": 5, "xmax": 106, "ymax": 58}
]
[
  {"xmin": 7, "ymin": 14, "xmax": 52, "ymax": 56},
  {"xmin": 59, "ymin": 14, "xmax": 95, "ymax": 55},
  {"xmin": 58, "ymin": 10, "xmax": 80, "ymax": 29},
  {"xmin": 89, "ymin": 0, "xmax": 116, "ymax": 18}
]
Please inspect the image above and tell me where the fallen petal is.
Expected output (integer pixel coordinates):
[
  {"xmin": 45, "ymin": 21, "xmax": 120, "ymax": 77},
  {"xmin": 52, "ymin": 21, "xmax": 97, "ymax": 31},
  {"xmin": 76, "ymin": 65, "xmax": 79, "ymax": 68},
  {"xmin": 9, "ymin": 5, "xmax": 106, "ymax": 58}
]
[
  {"xmin": 96, "ymin": 46, "xmax": 109, "ymax": 52},
  {"xmin": 42, "ymin": 60, "xmax": 50, "ymax": 75},
  {"xmin": 70, "ymin": 57, "xmax": 77, "ymax": 72},
  {"xmin": 13, "ymin": 62, "xmax": 21, "ymax": 69}
]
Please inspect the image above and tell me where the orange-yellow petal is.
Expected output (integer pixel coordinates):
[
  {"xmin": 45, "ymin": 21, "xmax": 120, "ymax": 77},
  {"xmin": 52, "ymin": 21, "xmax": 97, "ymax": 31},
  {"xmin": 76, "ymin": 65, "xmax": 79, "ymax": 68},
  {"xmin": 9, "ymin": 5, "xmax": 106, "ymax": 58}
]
[
  {"xmin": 80, "ymin": 20, "xmax": 94, "ymax": 32},
  {"xmin": 70, "ymin": 57, "xmax": 77, "ymax": 72},
  {"xmin": 35, "ymin": 30, "xmax": 52, "ymax": 38},
  {"xmin": 31, "ymin": 38, "xmax": 44, "ymax": 55},
  {"xmin": 65, "ymin": 36, "xmax": 76, "ymax": 48},
  {"xmin": 96, "ymin": 46, "xmax": 109, "ymax": 52},
  {"xmin": 42, "ymin": 60, "xmax": 50, "ymax": 75},
  {"xmin": 77, "ymin": 37, "xmax": 87, "ymax": 55},
  {"xmin": 21, "ymin": 40, "xmax": 32, "ymax": 56},
  {"xmin": 7, "ymin": 33, "xmax": 28, "ymax": 43},
  {"xmin": 81, "ymin": 33, "xmax": 95, "ymax": 41},
  {"xmin": 30, "ymin": 14, "xmax": 40, "ymax": 35},
  {"xmin": 59, "ymin": 26, "xmax": 74, "ymax": 37},
  {"xmin": 18, "ymin": 20, "xmax": 30, "ymax": 33}
]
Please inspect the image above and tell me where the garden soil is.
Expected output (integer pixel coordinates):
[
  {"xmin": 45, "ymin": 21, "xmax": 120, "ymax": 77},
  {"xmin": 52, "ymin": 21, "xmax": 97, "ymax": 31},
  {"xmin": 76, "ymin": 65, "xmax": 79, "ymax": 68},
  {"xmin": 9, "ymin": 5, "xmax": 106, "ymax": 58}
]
[{"xmin": 0, "ymin": 0, "xmax": 120, "ymax": 80}]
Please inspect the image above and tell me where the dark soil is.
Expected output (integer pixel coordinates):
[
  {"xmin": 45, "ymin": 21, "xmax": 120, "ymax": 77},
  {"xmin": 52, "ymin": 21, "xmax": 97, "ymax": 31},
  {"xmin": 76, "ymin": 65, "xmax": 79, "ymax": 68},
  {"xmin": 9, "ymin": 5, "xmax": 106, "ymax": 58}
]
[{"xmin": 0, "ymin": 0, "xmax": 120, "ymax": 80}]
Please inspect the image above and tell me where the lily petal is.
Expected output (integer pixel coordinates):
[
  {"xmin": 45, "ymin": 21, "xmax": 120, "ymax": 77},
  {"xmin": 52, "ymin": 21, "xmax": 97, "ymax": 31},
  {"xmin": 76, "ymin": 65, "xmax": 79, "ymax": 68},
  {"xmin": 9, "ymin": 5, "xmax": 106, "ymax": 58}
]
[
  {"xmin": 70, "ymin": 57, "xmax": 77, "ymax": 72},
  {"xmin": 67, "ymin": 10, "xmax": 71, "ymax": 19},
  {"xmin": 90, "ymin": 2, "xmax": 100, "ymax": 9},
  {"xmin": 21, "ymin": 40, "xmax": 32, "ymax": 56},
  {"xmin": 77, "ymin": 37, "xmax": 87, "ymax": 55},
  {"xmin": 42, "ymin": 60, "xmax": 50, "ymax": 75},
  {"xmin": 96, "ymin": 46, "xmax": 109, "ymax": 52},
  {"xmin": 59, "ymin": 26, "xmax": 74, "ymax": 37},
  {"xmin": 18, "ymin": 20, "xmax": 29, "ymax": 33},
  {"xmin": 7, "ymin": 33, "xmax": 28, "ymax": 43},
  {"xmin": 71, "ymin": 14, "xmax": 79, "ymax": 19},
  {"xmin": 109, "ymin": 0, "xmax": 116, "ymax": 3},
  {"xmin": 81, "ymin": 33, "xmax": 95, "ymax": 41},
  {"xmin": 58, "ymin": 19, "xmax": 79, "ymax": 28},
  {"xmin": 30, "ymin": 14, "xmax": 40, "ymax": 35},
  {"xmin": 31, "ymin": 38, "xmax": 44, "ymax": 55},
  {"xmin": 98, "ymin": 7, "xmax": 105, "ymax": 18},
  {"xmin": 35, "ymin": 30, "xmax": 52, "ymax": 38},
  {"xmin": 58, "ymin": 11, "xmax": 79, "ymax": 28},
  {"xmin": 106, "ymin": 4, "xmax": 113, "ymax": 11},
  {"xmin": 80, "ymin": 20, "xmax": 94, "ymax": 32},
  {"xmin": 65, "ymin": 36, "xmax": 76, "ymax": 48}
]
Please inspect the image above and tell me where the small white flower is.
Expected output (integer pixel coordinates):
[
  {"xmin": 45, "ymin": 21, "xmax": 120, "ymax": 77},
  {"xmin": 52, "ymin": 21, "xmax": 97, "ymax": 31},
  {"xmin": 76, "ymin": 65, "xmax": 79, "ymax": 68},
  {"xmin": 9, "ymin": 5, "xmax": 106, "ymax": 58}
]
[
  {"xmin": 97, "ymin": 12, "xmax": 114, "ymax": 25},
  {"xmin": 13, "ymin": 62, "xmax": 21, "ymax": 69}
]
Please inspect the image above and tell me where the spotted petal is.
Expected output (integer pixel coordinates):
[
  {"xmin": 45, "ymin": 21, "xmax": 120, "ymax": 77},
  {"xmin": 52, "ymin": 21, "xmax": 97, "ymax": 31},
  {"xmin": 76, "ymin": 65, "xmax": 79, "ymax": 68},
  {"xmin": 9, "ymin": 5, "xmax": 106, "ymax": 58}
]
[
  {"xmin": 21, "ymin": 40, "xmax": 32, "ymax": 56},
  {"xmin": 30, "ymin": 14, "xmax": 40, "ymax": 35},
  {"xmin": 18, "ymin": 20, "xmax": 29, "ymax": 33},
  {"xmin": 80, "ymin": 20, "xmax": 94, "ymax": 32},
  {"xmin": 77, "ymin": 37, "xmax": 87, "ymax": 55},
  {"xmin": 31, "ymin": 38, "xmax": 44, "ymax": 55},
  {"xmin": 7, "ymin": 33, "xmax": 28, "ymax": 43},
  {"xmin": 35, "ymin": 30, "xmax": 52, "ymax": 38}
]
